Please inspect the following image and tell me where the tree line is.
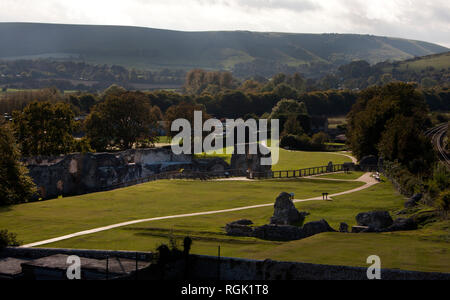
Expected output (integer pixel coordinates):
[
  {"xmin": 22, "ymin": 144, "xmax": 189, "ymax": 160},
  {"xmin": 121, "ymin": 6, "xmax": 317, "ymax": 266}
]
[
  {"xmin": 346, "ymin": 82, "xmax": 449, "ymax": 212},
  {"xmin": 0, "ymin": 59, "xmax": 186, "ymax": 91}
]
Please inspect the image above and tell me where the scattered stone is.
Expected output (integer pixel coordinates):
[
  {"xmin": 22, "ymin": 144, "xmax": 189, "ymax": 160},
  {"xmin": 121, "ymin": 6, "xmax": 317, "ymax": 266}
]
[
  {"xmin": 382, "ymin": 218, "xmax": 417, "ymax": 232},
  {"xmin": 356, "ymin": 211, "xmax": 393, "ymax": 230},
  {"xmin": 352, "ymin": 226, "xmax": 369, "ymax": 233},
  {"xmin": 253, "ymin": 224, "xmax": 303, "ymax": 241},
  {"xmin": 270, "ymin": 192, "xmax": 308, "ymax": 226},
  {"xmin": 405, "ymin": 194, "xmax": 423, "ymax": 208},
  {"xmin": 339, "ymin": 222, "xmax": 349, "ymax": 233},
  {"xmin": 225, "ymin": 223, "xmax": 254, "ymax": 237},
  {"xmin": 301, "ymin": 220, "xmax": 336, "ymax": 238},
  {"xmin": 230, "ymin": 219, "xmax": 253, "ymax": 226}
]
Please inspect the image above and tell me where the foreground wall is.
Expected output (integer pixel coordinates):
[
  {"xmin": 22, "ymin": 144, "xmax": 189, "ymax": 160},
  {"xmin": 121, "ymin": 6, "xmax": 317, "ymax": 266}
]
[{"xmin": 3, "ymin": 248, "xmax": 448, "ymax": 280}]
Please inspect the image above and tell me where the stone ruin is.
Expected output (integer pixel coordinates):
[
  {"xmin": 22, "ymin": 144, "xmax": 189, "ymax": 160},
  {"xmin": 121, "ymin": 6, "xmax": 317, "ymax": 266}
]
[
  {"xmin": 352, "ymin": 210, "xmax": 418, "ymax": 233},
  {"xmin": 270, "ymin": 192, "xmax": 309, "ymax": 226},
  {"xmin": 225, "ymin": 192, "xmax": 336, "ymax": 241},
  {"xmin": 225, "ymin": 194, "xmax": 420, "ymax": 241},
  {"xmin": 25, "ymin": 143, "xmax": 273, "ymax": 200},
  {"xmin": 25, "ymin": 148, "xmax": 193, "ymax": 199},
  {"xmin": 230, "ymin": 143, "xmax": 272, "ymax": 175}
]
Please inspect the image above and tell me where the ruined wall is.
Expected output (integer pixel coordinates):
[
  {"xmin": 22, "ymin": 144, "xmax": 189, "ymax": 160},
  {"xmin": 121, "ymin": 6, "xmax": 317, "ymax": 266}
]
[
  {"xmin": 25, "ymin": 148, "xmax": 193, "ymax": 199},
  {"xmin": 25, "ymin": 144, "xmax": 272, "ymax": 199},
  {"xmin": 230, "ymin": 143, "xmax": 272, "ymax": 173}
]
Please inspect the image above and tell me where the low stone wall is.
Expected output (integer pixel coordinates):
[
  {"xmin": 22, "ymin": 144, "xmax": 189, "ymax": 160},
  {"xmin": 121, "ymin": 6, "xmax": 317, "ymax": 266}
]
[
  {"xmin": 2, "ymin": 247, "xmax": 448, "ymax": 280},
  {"xmin": 176, "ymin": 255, "xmax": 450, "ymax": 280},
  {"xmin": 1, "ymin": 247, "xmax": 153, "ymax": 261}
]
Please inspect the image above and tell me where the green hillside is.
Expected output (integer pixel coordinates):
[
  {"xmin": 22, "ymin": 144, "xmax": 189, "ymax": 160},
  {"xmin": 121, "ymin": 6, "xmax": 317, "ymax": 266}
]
[
  {"xmin": 0, "ymin": 22, "xmax": 447, "ymax": 76},
  {"xmin": 391, "ymin": 51, "xmax": 450, "ymax": 72}
]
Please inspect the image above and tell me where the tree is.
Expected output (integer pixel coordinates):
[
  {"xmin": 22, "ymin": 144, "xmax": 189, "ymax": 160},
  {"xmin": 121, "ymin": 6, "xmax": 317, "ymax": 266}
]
[
  {"xmin": 270, "ymin": 99, "xmax": 309, "ymax": 132},
  {"xmin": 312, "ymin": 132, "xmax": 329, "ymax": 146},
  {"xmin": 347, "ymin": 83, "xmax": 430, "ymax": 168},
  {"xmin": 184, "ymin": 69, "xmax": 237, "ymax": 95},
  {"xmin": 85, "ymin": 92, "xmax": 161, "ymax": 151},
  {"xmin": 102, "ymin": 84, "xmax": 127, "ymax": 99},
  {"xmin": 239, "ymin": 80, "xmax": 262, "ymax": 93},
  {"xmin": 12, "ymin": 101, "xmax": 77, "ymax": 156},
  {"xmin": 282, "ymin": 115, "xmax": 304, "ymax": 136},
  {"xmin": 208, "ymin": 91, "xmax": 252, "ymax": 119},
  {"xmin": 165, "ymin": 102, "xmax": 210, "ymax": 137},
  {"xmin": 0, "ymin": 125, "xmax": 36, "ymax": 206},
  {"xmin": 377, "ymin": 115, "xmax": 434, "ymax": 172}
]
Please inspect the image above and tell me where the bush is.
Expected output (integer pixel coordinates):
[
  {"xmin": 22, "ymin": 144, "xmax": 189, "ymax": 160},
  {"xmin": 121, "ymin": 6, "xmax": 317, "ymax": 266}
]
[
  {"xmin": 311, "ymin": 132, "xmax": 329, "ymax": 146},
  {"xmin": 280, "ymin": 134, "xmax": 326, "ymax": 151},
  {"xmin": 0, "ymin": 229, "xmax": 20, "ymax": 249},
  {"xmin": 436, "ymin": 190, "xmax": 450, "ymax": 212}
]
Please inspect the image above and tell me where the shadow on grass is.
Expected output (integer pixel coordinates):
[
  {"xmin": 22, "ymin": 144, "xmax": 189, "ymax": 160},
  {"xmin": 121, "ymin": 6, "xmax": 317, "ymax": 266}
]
[{"xmin": 125, "ymin": 227, "xmax": 279, "ymax": 245}]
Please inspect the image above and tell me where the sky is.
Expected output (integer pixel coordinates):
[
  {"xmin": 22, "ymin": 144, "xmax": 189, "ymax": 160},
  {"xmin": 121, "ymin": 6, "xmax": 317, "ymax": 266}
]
[{"xmin": 1, "ymin": 0, "xmax": 449, "ymax": 47}]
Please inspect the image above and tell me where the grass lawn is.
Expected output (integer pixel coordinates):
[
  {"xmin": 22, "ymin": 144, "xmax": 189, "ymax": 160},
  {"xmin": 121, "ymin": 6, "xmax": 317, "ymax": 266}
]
[
  {"xmin": 317, "ymin": 171, "xmax": 365, "ymax": 180},
  {"xmin": 0, "ymin": 178, "xmax": 362, "ymax": 245},
  {"xmin": 272, "ymin": 149, "xmax": 352, "ymax": 171},
  {"xmin": 43, "ymin": 180, "xmax": 450, "ymax": 273},
  {"xmin": 156, "ymin": 136, "xmax": 172, "ymax": 144},
  {"xmin": 194, "ymin": 146, "xmax": 353, "ymax": 171}
]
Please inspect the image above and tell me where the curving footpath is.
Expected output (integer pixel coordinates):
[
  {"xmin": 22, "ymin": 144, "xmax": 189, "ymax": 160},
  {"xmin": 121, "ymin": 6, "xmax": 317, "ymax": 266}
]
[{"xmin": 21, "ymin": 172, "xmax": 378, "ymax": 248}]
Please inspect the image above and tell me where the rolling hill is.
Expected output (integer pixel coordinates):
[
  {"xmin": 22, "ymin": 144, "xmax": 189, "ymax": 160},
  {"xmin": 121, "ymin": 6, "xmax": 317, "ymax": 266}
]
[
  {"xmin": 383, "ymin": 51, "xmax": 450, "ymax": 72},
  {"xmin": 0, "ymin": 22, "xmax": 448, "ymax": 77}
]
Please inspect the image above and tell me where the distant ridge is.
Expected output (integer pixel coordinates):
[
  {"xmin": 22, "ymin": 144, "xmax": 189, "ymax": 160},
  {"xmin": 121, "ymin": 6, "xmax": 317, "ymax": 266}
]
[{"xmin": 0, "ymin": 22, "xmax": 448, "ymax": 75}]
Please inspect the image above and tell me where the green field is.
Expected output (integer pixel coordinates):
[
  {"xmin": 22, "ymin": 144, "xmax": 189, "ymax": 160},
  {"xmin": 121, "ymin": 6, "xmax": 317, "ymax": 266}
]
[
  {"xmin": 328, "ymin": 116, "xmax": 347, "ymax": 129},
  {"xmin": 272, "ymin": 149, "xmax": 352, "ymax": 171},
  {"xmin": 317, "ymin": 171, "xmax": 365, "ymax": 180},
  {"xmin": 0, "ymin": 178, "xmax": 363, "ymax": 245},
  {"xmin": 43, "ymin": 180, "xmax": 450, "ymax": 273},
  {"xmin": 396, "ymin": 52, "xmax": 450, "ymax": 72},
  {"xmin": 193, "ymin": 145, "xmax": 352, "ymax": 170},
  {"xmin": 0, "ymin": 150, "xmax": 355, "ymax": 244}
]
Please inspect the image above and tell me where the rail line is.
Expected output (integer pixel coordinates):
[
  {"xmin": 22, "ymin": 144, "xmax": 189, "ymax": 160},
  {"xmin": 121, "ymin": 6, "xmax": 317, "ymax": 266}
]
[{"xmin": 426, "ymin": 123, "xmax": 450, "ymax": 169}]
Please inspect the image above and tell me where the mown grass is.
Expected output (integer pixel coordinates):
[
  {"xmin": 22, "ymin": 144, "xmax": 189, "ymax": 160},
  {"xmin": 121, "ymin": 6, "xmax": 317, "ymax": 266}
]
[
  {"xmin": 0, "ymin": 178, "xmax": 362, "ymax": 244},
  {"xmin": 317, "ymin": 171, "xmax": 365, "ymax": 180},
  {"xmin": 272, "ymin": 149, "xmax": 352, "ymax": 171},
  {"xmin": 44, "ymin": 180, "xmax": 450, "ymax": 273}
]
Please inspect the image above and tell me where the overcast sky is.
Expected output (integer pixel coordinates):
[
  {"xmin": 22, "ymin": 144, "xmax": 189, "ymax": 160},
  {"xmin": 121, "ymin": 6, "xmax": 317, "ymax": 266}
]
[{"xmin": 1, "ymin": 0, "xmax": 449, "ymax": 47}]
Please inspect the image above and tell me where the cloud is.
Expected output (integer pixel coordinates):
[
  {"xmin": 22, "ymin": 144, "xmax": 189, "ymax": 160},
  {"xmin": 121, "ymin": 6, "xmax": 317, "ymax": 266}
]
[{"xmin": 0, "ymin": 0, "xmax": 448, "ymax": 47}]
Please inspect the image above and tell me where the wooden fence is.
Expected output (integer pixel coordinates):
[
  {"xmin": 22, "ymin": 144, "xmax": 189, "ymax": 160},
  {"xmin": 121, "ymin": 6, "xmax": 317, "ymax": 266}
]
[
  {"xmin": 99, "ymin": 164, "xmax": 348, "ymax": 192},
  {"xmin": 249, "ymin": 164, "xmax": 346, "ymax": 179}
]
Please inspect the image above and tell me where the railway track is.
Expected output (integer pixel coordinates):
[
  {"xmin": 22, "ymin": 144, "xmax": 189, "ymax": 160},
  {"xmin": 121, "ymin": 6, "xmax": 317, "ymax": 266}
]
[{"xmin": 425, "ymin": 123, "xmax": 450, "ymax": 169}]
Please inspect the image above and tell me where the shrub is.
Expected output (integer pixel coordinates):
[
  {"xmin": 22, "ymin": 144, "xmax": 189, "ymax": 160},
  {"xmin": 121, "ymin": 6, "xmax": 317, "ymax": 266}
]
[
  {"xmin": 436, "ymin": 190, "xmax": 450, "ymax": 212},
  {"xmin": 280, "ymin": 134, "xmax": 325, "ymax": 151},
  {"xmin": 311, "ymin": 132, "xmax": 329, "ymax": 146},
  {"xmin": 0, "ymin": 230, "xmax": 20, "ymax": 249}
]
